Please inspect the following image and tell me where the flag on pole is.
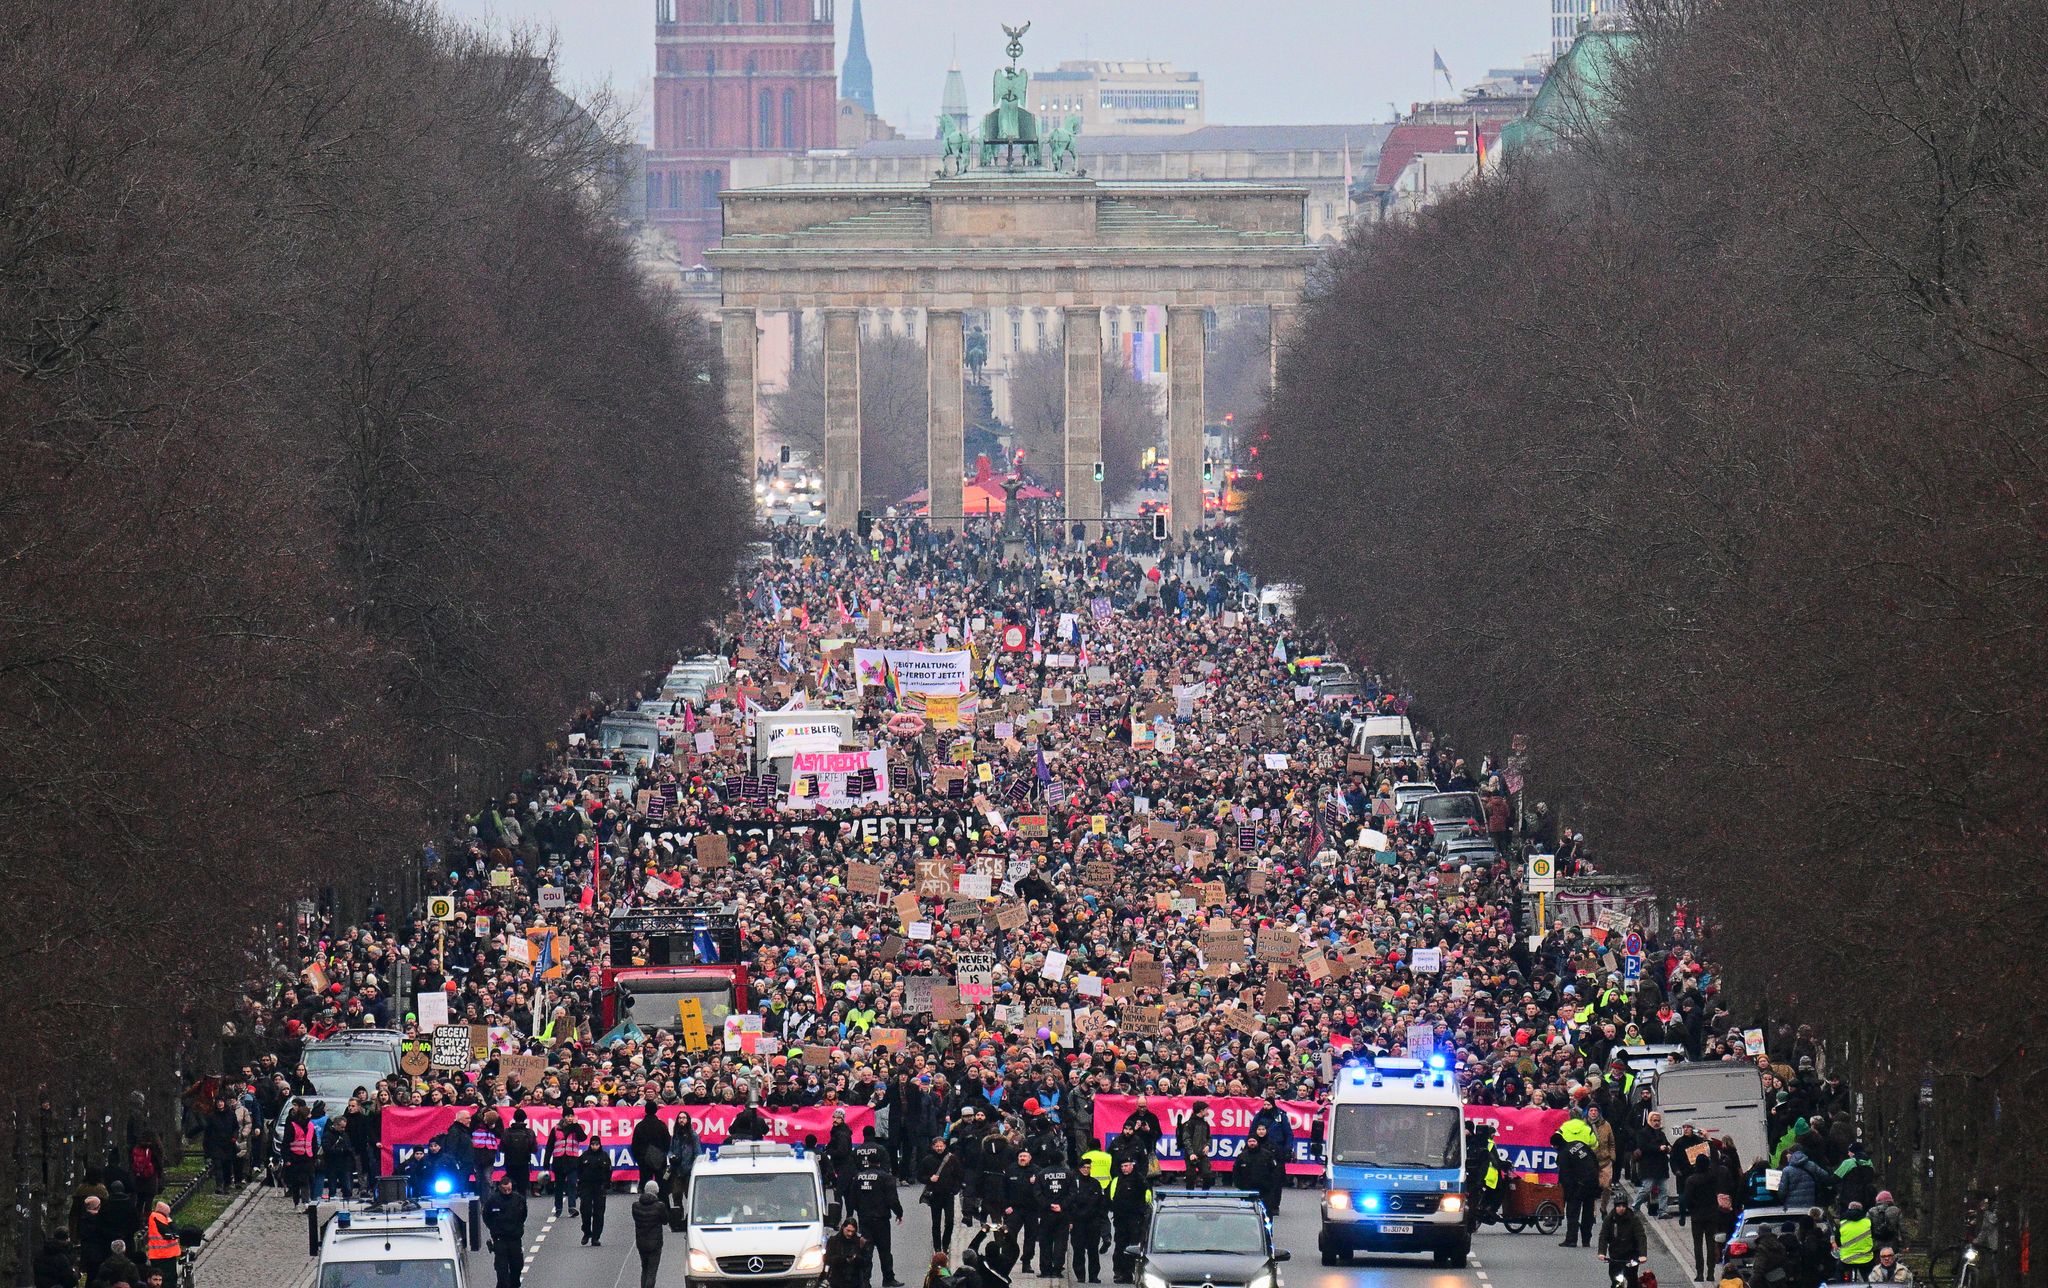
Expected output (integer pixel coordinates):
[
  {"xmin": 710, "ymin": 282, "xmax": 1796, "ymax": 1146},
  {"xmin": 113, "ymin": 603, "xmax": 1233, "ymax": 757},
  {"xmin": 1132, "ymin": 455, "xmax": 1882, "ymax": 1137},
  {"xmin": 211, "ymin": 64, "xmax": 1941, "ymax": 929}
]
[{"xmin": 1433, "ymin": 48, "xmax": 1455, "ymax": 91}]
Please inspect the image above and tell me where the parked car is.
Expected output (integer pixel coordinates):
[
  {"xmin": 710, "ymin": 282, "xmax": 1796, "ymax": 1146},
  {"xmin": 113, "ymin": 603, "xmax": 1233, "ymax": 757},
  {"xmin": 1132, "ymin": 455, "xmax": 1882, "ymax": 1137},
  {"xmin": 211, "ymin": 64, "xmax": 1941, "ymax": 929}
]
[{"xmin": 1715, "ymin": 1207, "xmax": 1828, "ymax": 1283}]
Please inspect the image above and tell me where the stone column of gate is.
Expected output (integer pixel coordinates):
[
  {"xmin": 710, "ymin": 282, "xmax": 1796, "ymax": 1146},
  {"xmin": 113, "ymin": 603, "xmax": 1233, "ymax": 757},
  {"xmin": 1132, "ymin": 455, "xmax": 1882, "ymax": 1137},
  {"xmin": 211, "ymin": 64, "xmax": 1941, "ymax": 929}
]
[
  {"xmin": 1166, "ymin": 305, "xmax": 1207, "ymax": 537},
  {"xmin": 822, "ymin": 308, "xmax": 863, "ymax": 531},
  {"xmin": 718, "ymin": 308, "xmax": 760, "ymax": 473},
  {"xmin": 1063, "ymin": 307, "xmax": 1104, "ymax": 539},
  {"xmin": 926, "ymin": 310, "xmax": 966, "ymax": 533}
]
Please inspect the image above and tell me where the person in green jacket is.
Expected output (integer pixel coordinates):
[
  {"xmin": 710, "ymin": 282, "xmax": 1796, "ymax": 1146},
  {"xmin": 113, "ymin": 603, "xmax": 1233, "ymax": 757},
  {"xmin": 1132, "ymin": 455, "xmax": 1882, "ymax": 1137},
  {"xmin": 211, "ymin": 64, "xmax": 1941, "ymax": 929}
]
[{"xmin": 1771, "ymin": 1118, "xmax": 1807, "ymax": 1167}]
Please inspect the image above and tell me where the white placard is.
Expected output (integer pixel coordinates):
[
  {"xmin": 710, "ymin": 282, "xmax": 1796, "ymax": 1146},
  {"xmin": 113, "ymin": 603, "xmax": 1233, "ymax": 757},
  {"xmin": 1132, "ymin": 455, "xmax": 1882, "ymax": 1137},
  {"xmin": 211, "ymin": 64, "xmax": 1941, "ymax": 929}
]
[
  {"xmin": 1040, "ymin": 950, "xmax": 1069, "ymax": 980},
  {"xmin": 1411, "ymin": 947, "xmax": 1443, "ymax": 973},
  {"xmin": 416, "ymin": 991, "xmax": 450, "ymax": 1031}
]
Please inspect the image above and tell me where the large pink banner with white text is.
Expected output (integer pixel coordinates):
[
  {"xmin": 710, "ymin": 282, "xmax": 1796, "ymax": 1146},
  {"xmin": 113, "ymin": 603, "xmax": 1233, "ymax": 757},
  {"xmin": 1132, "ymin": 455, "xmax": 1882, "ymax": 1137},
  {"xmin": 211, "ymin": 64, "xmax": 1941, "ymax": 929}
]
[
  {"xmin": 379, "ymin": 1104, "xmax": 875, "ymax": 1180},
  {"xmin": 1460, "ymin": 1105, "xmax": 1568, "ymax": 1184},
  {"xmin": 1092, "ymin": 1095, "xmax": 1326, "ymax": 1177}
]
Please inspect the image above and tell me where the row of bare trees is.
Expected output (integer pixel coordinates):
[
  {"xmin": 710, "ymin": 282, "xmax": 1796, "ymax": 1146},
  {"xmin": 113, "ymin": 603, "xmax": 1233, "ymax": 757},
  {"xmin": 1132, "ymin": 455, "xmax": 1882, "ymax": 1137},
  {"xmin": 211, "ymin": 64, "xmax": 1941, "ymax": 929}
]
[
  {"xmin": 1246, "ymin": 0, "xmax": 2048, "ymax": 1263},
  {"xmin": 0, "ymin": 0, "xmax": 749, "ymax": 1242}
]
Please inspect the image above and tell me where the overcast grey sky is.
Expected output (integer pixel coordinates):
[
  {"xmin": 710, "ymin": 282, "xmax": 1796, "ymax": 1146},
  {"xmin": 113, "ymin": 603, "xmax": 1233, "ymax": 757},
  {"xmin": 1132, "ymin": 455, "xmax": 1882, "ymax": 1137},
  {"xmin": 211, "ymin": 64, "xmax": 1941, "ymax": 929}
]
[{"xmin": 436, "ymin": 0, "xmax": 1550, "ymax": 134}]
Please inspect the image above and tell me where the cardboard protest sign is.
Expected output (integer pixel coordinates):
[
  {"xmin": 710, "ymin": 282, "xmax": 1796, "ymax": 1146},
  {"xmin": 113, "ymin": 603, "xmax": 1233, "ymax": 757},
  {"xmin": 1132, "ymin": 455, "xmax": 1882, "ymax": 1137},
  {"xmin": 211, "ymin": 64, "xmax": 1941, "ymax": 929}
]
[
  {"xmin": 1122, "ymin": 1005, "xmax": 1164, "ymax": 1035},
  {"xmin": 1084, "ymin": 861, "xmax": 1116, "ymax": 887},
  {"xmin": 1263, "ymin": 978, "xmax": 1291, "ymax": 1014},
  {"xmin": 1256, "ymin": 926, "xmax": 1302, "ymax": 963},
  {"xmin": 932, "ymin": 984, "xmax": 965, "ymax": 1022},
  {"xmin": 1201, "ymin": 926, "xmax": 1246, "ymax": 962},
  {"xmin": 694, "ymin": 834, "xmax": 731, "ymax": 868},
  {"xmin": 903, "ymin": 976, "xmax": 935, "ymax": 1013},
  {"xmin": 846, "ymin": 861, "xmax": 882, "ymax": 896},
  {"xmin": 945, "ymin": 896, "xmax": 982, "ymax": 924},
  {"xmin": 995, "ymin": 902, "xmax": 1029, "ymax": 932},
  {"xmin": 1129, "ymin": 953, "xmax": 1165, "ymax": 989},
  {"xmin": 916, "ymin": 859, "xmax": 953, "ymax": 897}
]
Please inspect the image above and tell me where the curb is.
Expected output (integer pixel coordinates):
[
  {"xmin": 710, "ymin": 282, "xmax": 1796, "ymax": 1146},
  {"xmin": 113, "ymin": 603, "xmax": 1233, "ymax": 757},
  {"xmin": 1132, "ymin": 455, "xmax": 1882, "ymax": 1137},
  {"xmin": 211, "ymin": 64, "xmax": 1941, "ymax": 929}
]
[
  {"xmin": 1649, "ymin": 1212, "xmax": 1698, "ymax": 1281},
  {"xmin": 191, "ymin": 1184, "xmax": 268, "ymax": 1273}
]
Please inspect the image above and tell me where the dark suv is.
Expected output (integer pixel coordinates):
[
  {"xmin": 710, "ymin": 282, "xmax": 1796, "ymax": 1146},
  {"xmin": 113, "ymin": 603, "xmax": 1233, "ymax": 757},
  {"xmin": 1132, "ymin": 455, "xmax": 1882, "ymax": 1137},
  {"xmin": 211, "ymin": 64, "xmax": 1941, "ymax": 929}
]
[{"xmin": 1136, "ymin": 1192, "xmax": 1291, "ymax": 1288}]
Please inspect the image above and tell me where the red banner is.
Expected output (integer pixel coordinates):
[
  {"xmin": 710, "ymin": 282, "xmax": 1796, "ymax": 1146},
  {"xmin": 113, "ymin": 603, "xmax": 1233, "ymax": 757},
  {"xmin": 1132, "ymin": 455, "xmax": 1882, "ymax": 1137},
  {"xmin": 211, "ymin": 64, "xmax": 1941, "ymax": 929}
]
[
  {"xmin": 1461, "ymin": 1105, "xmax": 1568, "ymax": 1184},
  {"xmin": 379, "ymin": 1104, "xmax": 875, "ymax": 1181},
  {"xmin": 1091, "ymin": 1095, "xmax": 1326, "ymax": 1177}
]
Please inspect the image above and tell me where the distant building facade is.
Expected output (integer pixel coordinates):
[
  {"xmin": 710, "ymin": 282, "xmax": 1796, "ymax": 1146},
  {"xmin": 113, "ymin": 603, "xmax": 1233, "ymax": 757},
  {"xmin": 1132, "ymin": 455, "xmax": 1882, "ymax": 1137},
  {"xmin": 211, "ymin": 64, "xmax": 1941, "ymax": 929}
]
[
  {"xmin": 648, "ymin": 0, "xmax": 840, "ymax": 268},
  {"xmin": 1025, "ymin": 60, "xmax": 1206, "ymax": 136},
  {"xmin": 1551, "ymin": 0, "xmax": 1602, "ymax": 59}
]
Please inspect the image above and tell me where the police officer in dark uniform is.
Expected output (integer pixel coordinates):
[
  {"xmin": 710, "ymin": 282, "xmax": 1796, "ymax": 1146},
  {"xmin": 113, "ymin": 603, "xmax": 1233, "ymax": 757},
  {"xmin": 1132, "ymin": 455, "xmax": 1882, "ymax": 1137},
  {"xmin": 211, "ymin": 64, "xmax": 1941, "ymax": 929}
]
[
  {"xmin": 1067, "ymin": 1169, "xmax": 1109, "ymax": 1285},
  {"xmin": 1002, "ymin": 1148, "xmax": 1042, "ymax": 1274},
  {"xmin": 850, "ymin": 1156, "xmax": 905, "ymax": 1288},
  {"xmin": 1029, "ymin": 1152, "xmax": 1078, "ymax": 1280},
  {"xmin": 481, "ymin": 1175, "xmax": 529, "ymax": 1288}
]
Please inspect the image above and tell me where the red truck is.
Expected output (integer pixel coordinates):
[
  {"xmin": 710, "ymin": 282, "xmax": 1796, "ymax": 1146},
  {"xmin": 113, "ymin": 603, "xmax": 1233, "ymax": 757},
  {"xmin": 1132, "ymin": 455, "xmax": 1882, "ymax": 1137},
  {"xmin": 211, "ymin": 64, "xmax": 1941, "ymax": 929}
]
[{"xmin": 600, "ymin": 906, "xmax": 750, "ymax": 1034}]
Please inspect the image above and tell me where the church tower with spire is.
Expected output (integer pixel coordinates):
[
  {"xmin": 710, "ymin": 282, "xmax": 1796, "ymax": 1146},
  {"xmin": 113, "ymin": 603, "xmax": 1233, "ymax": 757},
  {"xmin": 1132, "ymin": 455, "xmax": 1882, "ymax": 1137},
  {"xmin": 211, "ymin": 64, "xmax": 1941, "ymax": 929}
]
[
  {"xmin": 840, "ymin": 0, "xmax": 875, "ymax": 113},
  {"xmin": 938, "ymin": 53, "xmax": 970, "ymax": 138}
]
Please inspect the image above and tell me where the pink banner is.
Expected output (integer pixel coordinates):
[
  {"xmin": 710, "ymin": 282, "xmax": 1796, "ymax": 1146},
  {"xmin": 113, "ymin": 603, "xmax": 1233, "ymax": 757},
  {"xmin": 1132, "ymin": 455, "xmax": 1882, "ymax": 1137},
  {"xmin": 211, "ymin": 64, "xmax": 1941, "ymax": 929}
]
[
  {"xmin": 379, "ymin": 1104, "xmax": 875, "ymax": 1180},
  {"xmin": 1461, "ymin": 1105, "xmax": 1567, "ymax": 1184},
  {"xmin": 1092, "ymin": 1095, "xmax": 1326, "ymax": 1177}
]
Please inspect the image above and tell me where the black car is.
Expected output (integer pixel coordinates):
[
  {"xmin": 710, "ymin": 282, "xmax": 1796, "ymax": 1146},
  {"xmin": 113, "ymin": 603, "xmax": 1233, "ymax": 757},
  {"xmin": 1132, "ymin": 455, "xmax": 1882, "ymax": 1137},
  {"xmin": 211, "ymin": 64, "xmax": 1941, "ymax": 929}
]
[{"xmin": 1137, "ymin": 1192, "xmax": 1290, "ymax": 1288}]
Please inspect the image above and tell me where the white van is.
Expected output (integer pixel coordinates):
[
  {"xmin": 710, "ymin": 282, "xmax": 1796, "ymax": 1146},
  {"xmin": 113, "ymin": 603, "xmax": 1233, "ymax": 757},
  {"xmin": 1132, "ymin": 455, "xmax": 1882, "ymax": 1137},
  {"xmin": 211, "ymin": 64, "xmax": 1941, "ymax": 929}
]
[
  {"xmin": 684, "ymin": 1141, "xmax": 827, "ymax": 1288},
  {"xmin": 316, "ymin": 1203, "xmax": 472, "ymax": 1288},
  {"xmin": 1256, "ymin": 584, "xmax": 1299, "ymax": 623},
  {"xmin": 1350, "ymin": 715, "xmax": 1419, "ymax": 759},
  {"xmin": 1320, "ymin": 1056, "xmax": 1469, "ymax": 1268},
  {"xmin": 1652, "ymin": 1062, "xmax": 1770, "ymax": 1171}
]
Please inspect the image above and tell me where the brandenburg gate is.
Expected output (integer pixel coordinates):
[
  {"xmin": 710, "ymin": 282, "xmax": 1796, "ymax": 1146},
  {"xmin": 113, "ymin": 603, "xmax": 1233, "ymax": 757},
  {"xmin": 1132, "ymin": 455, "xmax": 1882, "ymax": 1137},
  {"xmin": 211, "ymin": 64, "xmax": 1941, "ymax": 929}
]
[{"xmin": 705, "ymin": 26, "xmax": 1314, "ymax": 535}]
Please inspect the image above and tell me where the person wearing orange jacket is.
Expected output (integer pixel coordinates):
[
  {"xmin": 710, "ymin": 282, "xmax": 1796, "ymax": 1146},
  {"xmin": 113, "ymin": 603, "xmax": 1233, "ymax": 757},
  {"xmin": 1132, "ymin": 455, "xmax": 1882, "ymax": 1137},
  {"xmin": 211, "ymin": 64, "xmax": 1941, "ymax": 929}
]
[{"xmin": 144, "ymin": 1199, "xmax": 183, "ymax": 1288}]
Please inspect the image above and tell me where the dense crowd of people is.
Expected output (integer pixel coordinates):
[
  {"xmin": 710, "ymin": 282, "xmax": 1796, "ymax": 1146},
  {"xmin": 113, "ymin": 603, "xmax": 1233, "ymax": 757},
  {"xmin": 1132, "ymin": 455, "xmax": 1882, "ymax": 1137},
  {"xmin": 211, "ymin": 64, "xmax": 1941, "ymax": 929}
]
[{"xmin": 39, "ymin": 518, "xmax": 1904, "ymax": 1288}]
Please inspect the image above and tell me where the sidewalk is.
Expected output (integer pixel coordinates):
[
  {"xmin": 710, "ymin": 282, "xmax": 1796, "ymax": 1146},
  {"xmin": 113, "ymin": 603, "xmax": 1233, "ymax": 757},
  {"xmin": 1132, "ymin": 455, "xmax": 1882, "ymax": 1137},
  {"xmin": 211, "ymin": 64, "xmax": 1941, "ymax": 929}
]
[{"xmin": 192, "ymin": 1185, "xmax": 320, "ymax": 1288}]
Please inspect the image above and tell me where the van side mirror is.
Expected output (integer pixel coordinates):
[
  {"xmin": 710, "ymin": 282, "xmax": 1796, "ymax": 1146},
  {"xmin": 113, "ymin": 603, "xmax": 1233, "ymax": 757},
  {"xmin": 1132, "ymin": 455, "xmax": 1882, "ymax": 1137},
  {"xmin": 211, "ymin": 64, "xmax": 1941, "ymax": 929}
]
[{"xmin": 1273, "ymin": 1251, "xmax": 1292, "ymax": 1262}]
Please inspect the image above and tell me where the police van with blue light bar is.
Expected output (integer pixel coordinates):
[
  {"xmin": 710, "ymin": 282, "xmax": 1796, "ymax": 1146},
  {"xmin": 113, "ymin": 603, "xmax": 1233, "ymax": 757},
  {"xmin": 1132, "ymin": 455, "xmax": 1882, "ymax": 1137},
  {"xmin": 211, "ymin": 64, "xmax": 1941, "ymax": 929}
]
[
  {"xmin": 684, "ymin": 1140, "xmax": 829, "ymax": 1288},
  {"xmin": 312, "ymin": 1178, "xmax": 477, "ymax": 1288},
  {"xmin": 1318, "ymin": 1055, "xmax": 1469, "ymax": 1268}
]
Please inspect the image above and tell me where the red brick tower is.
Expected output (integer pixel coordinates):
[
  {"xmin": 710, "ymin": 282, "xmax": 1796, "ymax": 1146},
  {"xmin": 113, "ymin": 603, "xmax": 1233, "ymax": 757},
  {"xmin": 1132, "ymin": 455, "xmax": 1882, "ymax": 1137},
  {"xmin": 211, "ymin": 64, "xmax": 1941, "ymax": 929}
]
[{"xmin": 650, "ymin": 0, "xmax": 839, "ymax": 267}]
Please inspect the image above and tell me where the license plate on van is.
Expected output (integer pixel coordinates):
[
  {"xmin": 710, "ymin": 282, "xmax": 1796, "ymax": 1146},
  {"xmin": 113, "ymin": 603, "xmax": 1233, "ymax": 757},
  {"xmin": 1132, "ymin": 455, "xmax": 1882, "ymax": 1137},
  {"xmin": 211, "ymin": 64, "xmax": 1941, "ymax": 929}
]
[{"xmin": 1379, "ymin": 1223, "xmax": 1414, "ymax": 1235}]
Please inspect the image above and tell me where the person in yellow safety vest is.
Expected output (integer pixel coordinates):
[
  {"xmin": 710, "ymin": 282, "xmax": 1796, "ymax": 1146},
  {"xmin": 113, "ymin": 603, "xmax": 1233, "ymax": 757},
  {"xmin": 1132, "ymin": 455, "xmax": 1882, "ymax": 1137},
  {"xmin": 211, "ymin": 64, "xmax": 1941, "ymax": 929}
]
[
  {"xmin": 1081, "ymin": 1147, "xmax": 1114, "ymax": 1182},
  {"xmin": 846, "ymin": 1004, "xmax": 876, "ymax": 1033},
  {"xmin": 1836, "ymin": 1202, "xmax": 1877, "ymax": 1279},
  {"xmin": 145, "ymin": 1200, "xmax": 183, "ymax": 1287}
]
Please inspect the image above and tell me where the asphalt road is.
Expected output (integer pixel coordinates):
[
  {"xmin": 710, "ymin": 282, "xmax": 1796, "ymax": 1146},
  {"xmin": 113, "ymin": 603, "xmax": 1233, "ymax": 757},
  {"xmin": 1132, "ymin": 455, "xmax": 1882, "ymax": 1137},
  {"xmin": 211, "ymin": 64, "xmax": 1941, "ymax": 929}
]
[{"xmin": 508, "ymin": 1182, "xmax": 1698, "ymax": 1288}]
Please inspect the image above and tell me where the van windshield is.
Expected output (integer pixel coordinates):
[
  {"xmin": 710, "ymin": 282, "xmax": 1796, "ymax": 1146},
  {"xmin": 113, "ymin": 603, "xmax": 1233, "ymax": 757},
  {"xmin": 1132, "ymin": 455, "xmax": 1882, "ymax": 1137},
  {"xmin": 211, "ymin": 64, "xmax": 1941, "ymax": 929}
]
[
  {"xmin": 692, "ymin": 1172, "xmax": 820, "ymax": 1224},
  {"xmin": 1330, "ymin": 1104, "xmax": 1461, "ymax": 1169},
  {"xmin": 319, "ymin": 1260, "xmax": 459, "ymax": 1288}
]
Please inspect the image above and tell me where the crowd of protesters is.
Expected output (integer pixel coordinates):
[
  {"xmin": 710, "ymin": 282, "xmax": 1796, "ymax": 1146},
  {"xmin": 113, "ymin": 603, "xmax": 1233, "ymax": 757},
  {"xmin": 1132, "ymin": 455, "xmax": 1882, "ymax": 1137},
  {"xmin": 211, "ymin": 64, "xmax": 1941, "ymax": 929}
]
[{"xmin": 40, "ymin": 518, "xmax": 1906, "ymax": 1288}]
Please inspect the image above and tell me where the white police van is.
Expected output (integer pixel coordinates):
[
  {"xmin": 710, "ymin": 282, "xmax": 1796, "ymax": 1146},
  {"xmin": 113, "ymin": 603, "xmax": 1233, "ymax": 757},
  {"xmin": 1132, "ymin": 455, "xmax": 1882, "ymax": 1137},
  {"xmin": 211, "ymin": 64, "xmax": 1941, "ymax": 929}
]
[
  {"xmin": 314, "ymin": 1200, "xmax": 474, "ymax": 1288},
  {"xmin": 684, "ymin": 1141, "xmax": 828, "ymax": 1288},
  {"xmin": 1318, "ymin": 1056, "xmax": 1469, "ymax": 1268}
]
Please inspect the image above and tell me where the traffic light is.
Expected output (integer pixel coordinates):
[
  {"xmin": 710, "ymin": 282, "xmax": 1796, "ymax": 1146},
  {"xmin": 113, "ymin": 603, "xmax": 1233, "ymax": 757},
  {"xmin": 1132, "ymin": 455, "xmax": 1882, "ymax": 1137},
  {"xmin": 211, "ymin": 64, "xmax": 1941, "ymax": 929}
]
[
  {"xmin": 1151, "ymin": 512, "xmax": 1169, "ymax": 542},
  {"xmin": 779, "ymin": 444, "xmax": 792, "ymax": 465},
  {"xmin": 1091, "ymin": 460, "xmax": 1104, "ymax": 483},
  {"xmin": 856, "ymin": 508, "xmax": 874, "ymax": 540},
  {"xmin": 1202, "ymin": 459, "xmax": 1215, "ymax": 482}
]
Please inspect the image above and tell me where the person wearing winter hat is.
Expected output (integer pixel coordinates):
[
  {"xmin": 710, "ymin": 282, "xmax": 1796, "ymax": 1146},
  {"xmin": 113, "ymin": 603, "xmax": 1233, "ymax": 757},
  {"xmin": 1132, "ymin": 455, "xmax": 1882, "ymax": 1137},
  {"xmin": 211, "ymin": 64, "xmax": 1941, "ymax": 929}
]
[{"xmin": 631, "ymin": 1180, "xmax": 667, "ymax": 1288}]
